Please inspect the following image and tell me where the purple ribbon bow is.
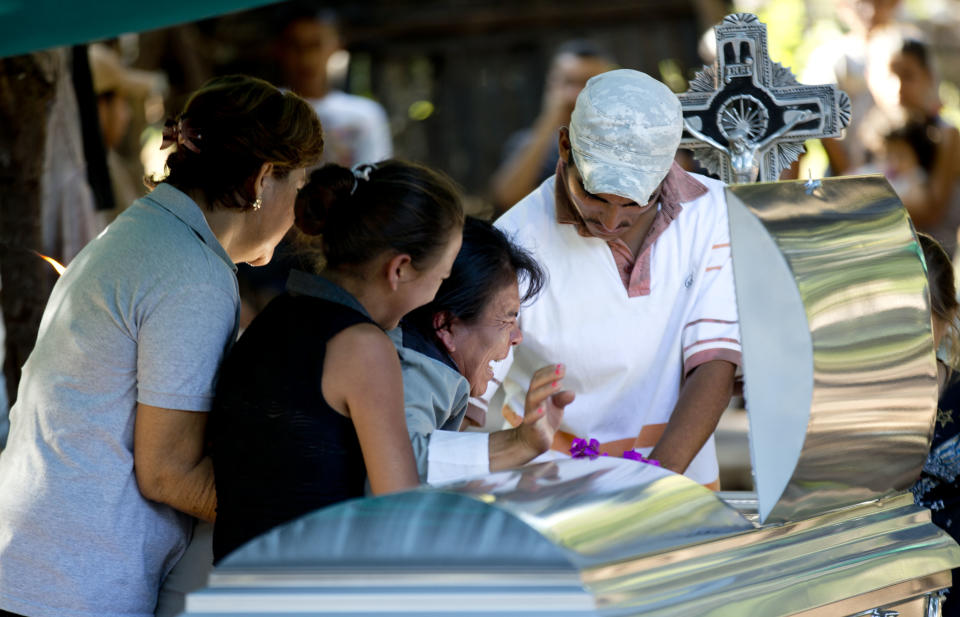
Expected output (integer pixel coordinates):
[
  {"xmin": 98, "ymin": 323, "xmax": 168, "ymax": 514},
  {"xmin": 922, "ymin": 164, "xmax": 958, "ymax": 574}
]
[{"xmin": 570, "ymin": 437, "xmax": 661, "ymax": 466}]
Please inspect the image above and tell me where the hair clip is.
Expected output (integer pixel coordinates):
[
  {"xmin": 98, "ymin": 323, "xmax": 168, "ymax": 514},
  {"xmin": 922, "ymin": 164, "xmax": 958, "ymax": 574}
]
[
  {"xmin": 349, "ymin": 163, "xmax": 377, "ymax": 195},
  {"xmin": 160, "ymin": 118, "xmax": 201, "ymax": 153}
]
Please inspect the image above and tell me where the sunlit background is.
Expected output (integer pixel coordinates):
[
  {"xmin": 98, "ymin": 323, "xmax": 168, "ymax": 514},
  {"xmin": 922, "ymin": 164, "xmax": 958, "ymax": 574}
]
[{"xmin": 97, "ymin": 0, "xmax": 960, "ymax": 213}]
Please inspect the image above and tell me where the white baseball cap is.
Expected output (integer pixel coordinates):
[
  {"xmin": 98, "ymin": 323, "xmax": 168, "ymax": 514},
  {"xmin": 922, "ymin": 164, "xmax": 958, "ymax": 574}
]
[{"xmin": 568, "ymin": 69, "xmax": 682, "ymax": 205}]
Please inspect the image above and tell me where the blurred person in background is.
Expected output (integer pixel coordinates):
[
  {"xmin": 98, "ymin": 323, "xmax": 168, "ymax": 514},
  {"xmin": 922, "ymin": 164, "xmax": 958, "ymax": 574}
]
[
  {"xmin": 277, "ymin": 5, "xmax": 391, "ymax": 167},
  {"xmin": 234, "ymin": 5, "xmax": 395, "ymax": 328},
  {"xmin": 873, "ymin": 121, "xmax": 935, "ymax": 212},
  {"xmin": 0, "ymin": 75, "xmax": 323, "ymax": 617},
  {"xmin": 89, "ymin": 43, "xmax": 167, "ymax": 221},
  {"xmin": 802, "ymin": 0, "xmax": 911, "ymax": 175},
  {"xmin": 37, "ymin": 52, "xmax": 103, "ymax": 266},
  {"xmin": 490, "ymin": 39, "xmax": 615, "ymax": 214},
  {"xmin": 889, "ymin": 39, "xmax": 960, "ymax": 256},
  {"xmin": 912, "ymin": 232, "xmax": 960, "ymax": 616}
]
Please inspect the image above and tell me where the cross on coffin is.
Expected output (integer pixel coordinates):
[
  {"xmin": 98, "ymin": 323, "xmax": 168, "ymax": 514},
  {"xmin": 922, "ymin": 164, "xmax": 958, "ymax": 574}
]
[{"xmin": 678, "ymin": 13, "xmax": 851, "ymax": 183}]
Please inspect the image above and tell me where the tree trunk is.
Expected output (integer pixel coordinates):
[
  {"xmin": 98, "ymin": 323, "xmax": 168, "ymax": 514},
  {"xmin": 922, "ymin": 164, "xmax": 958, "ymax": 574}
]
[{"xmin": 0, "ymin": 51, "xmax": 59, "ymax": 405}]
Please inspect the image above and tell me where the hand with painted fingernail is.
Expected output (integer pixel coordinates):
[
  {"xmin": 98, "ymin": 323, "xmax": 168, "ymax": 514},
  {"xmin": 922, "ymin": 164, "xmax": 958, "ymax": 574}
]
[{"xmin": 518, "ymin": 363, "xmax": 576, "ymax": 456}]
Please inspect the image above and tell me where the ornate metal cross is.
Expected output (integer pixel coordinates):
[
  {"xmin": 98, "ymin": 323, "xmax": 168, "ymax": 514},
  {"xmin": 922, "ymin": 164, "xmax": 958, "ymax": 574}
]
[{"xmin": 678, "ymin": 13, "xmax": 851, "ymax": 183}]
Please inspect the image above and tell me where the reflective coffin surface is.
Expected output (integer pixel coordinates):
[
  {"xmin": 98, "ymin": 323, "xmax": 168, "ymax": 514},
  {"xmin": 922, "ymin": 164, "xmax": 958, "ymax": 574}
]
[
  {"xmin": 726, "ymin": 175, "xmax": 939, "ymax": 523},
  {"xmin": 585, "ymin": 491, "xmax": 957, "ymax": 616},
  {"xmin": 180, "ymin": 459, "xmax": 960, "ymax": 616},
  {"xmin": 183, "ymin": 459, "xmax": 750, "ymax": 616}
]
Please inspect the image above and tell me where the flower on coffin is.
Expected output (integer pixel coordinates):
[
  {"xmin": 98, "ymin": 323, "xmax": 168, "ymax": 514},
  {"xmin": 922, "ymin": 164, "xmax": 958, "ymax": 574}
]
[
  {"xmin": 570, "ymin": 438, "xmax": 603, "ymax": 459},
  {"xmin": 623, "ymin": 450, "xmax": 661, "ymax": 466},
  {"xmin": 569, "ymin": 437, "xmax": 661, "ymax": 466}
]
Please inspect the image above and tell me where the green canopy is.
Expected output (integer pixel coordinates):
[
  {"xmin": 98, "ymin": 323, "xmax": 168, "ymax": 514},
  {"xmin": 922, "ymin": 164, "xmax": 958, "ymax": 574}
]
[{"xmin": 0, "ymin": 0, "xmax": 283, "ymax": 59}]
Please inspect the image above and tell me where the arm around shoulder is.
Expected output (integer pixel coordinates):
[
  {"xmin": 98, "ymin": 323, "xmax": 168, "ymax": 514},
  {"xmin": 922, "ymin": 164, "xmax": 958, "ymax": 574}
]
[
  {"xmin": 134, "ymin": 403, "xmax": 217, "ymax": 522},
  {"xmin": 132, "ymin": 283, "xmax": 237, "ymax": 522}
]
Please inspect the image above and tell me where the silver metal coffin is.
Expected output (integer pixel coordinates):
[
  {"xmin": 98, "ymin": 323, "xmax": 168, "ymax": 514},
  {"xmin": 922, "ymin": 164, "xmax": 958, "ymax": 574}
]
[
  {"xmin": 181, "ymin": 176, "xmax": 960, "ymax": 616},
  {"xmin": 180, "ymin": 464, "xmax": 957, "ymax": 616},
  {"xmin": 727, "ymin": 175, "xmax": 939, "ymax": 524}
]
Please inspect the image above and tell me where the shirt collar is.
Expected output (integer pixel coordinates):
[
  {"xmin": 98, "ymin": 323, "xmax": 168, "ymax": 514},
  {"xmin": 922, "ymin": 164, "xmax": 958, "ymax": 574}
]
[
  {"xmin": 555, "ymin": 160, "xmax": 708, "ymax": 235},
  {"xmin": 399, "ymin": 320, "xmax": 459, "ymax": 373},
  {"xmin": 285, "ymin": 269, "xmax": 374, "ymax": 322},
  {"xmin": 143, "ymin": 183, "xmax": 236, "ymax": 272},
  {"xmin": 660, "ymin": 160, "xmax": 709, "ymax": 209}
]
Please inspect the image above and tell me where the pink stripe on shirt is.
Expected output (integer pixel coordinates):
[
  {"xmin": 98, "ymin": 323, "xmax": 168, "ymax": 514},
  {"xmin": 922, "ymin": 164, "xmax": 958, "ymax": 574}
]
[
  {"xmin": 685, "ymin": 347, "xmax": 743, "ymax": 375},
  {"xmin": 684, "ymin": 318, "xmax": 738, "ymax": 330},
  {"xmin": 682, "ymin": 337, "xmax": 740, "ymax": 353}
]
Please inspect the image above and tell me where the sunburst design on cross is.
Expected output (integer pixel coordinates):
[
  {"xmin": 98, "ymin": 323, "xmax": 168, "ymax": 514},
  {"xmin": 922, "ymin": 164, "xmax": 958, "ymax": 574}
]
[{"xmin": 678, "ymin": 13, "xmax": 851, "ymax": 183}]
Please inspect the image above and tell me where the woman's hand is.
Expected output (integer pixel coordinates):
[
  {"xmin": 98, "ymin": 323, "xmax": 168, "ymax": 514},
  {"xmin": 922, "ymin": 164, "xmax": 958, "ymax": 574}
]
[
  {"xmin": 518, "ymin": 363, "xmax": 575, "ymax": 455},
  {"xmin": 488, "ymin": 363, "xmax": 575, "ymax": 472}
]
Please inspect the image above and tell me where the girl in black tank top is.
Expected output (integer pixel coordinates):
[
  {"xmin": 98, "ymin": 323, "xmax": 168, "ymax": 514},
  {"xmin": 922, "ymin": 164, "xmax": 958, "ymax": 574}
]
[{"xmin": 210, "ymin": 161, "xmax": 464, "ymax": 563}]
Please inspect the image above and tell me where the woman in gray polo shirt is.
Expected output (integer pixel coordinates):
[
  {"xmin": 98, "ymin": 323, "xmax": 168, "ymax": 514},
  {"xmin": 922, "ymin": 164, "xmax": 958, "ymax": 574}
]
[{"xmin": 0, "ymin": 75, "xmax": 324, "ymax": 617}]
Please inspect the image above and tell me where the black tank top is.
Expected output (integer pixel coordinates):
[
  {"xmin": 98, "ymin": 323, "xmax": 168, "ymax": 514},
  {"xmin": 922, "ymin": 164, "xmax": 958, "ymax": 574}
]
[{"xmin": 210, "ymin": 292, "xmax": 374, "ymax": 563}]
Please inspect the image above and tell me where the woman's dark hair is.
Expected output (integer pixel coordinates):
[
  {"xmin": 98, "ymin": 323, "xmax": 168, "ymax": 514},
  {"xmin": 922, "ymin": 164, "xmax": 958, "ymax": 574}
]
[
  {"xmin": 919, "ymin": 232, "xmax": 960, "ymax": 365},
  {"xmin": 406, "ymin": 217, "xmax": 546, "ymax": 332},
  {"xmin": 149, "ymin": 75, "xmax": 324, "ymax": 210},
  {"xmin": 294, "ymin": 159, "xmax": 465, "ymax": 271}
]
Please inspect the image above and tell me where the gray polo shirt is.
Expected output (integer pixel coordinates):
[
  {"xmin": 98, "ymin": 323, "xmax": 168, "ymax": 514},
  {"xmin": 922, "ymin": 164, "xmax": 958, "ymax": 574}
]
[{"xmin": 0, "ymin": 183, "xmax": 239, "ymax": 617}]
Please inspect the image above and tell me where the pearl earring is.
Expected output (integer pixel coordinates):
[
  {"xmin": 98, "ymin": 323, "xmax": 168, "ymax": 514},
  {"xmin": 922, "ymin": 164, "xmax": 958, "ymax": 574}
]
[{"xmin": 252, "ymin": 195, "xmax": 262, "ymax": 211}]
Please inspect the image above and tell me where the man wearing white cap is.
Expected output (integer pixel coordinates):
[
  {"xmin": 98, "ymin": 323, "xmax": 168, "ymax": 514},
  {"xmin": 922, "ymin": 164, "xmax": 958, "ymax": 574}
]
[{"xmin": 481, "ymin": 69, "xmax": 741, "ymax": 488}]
